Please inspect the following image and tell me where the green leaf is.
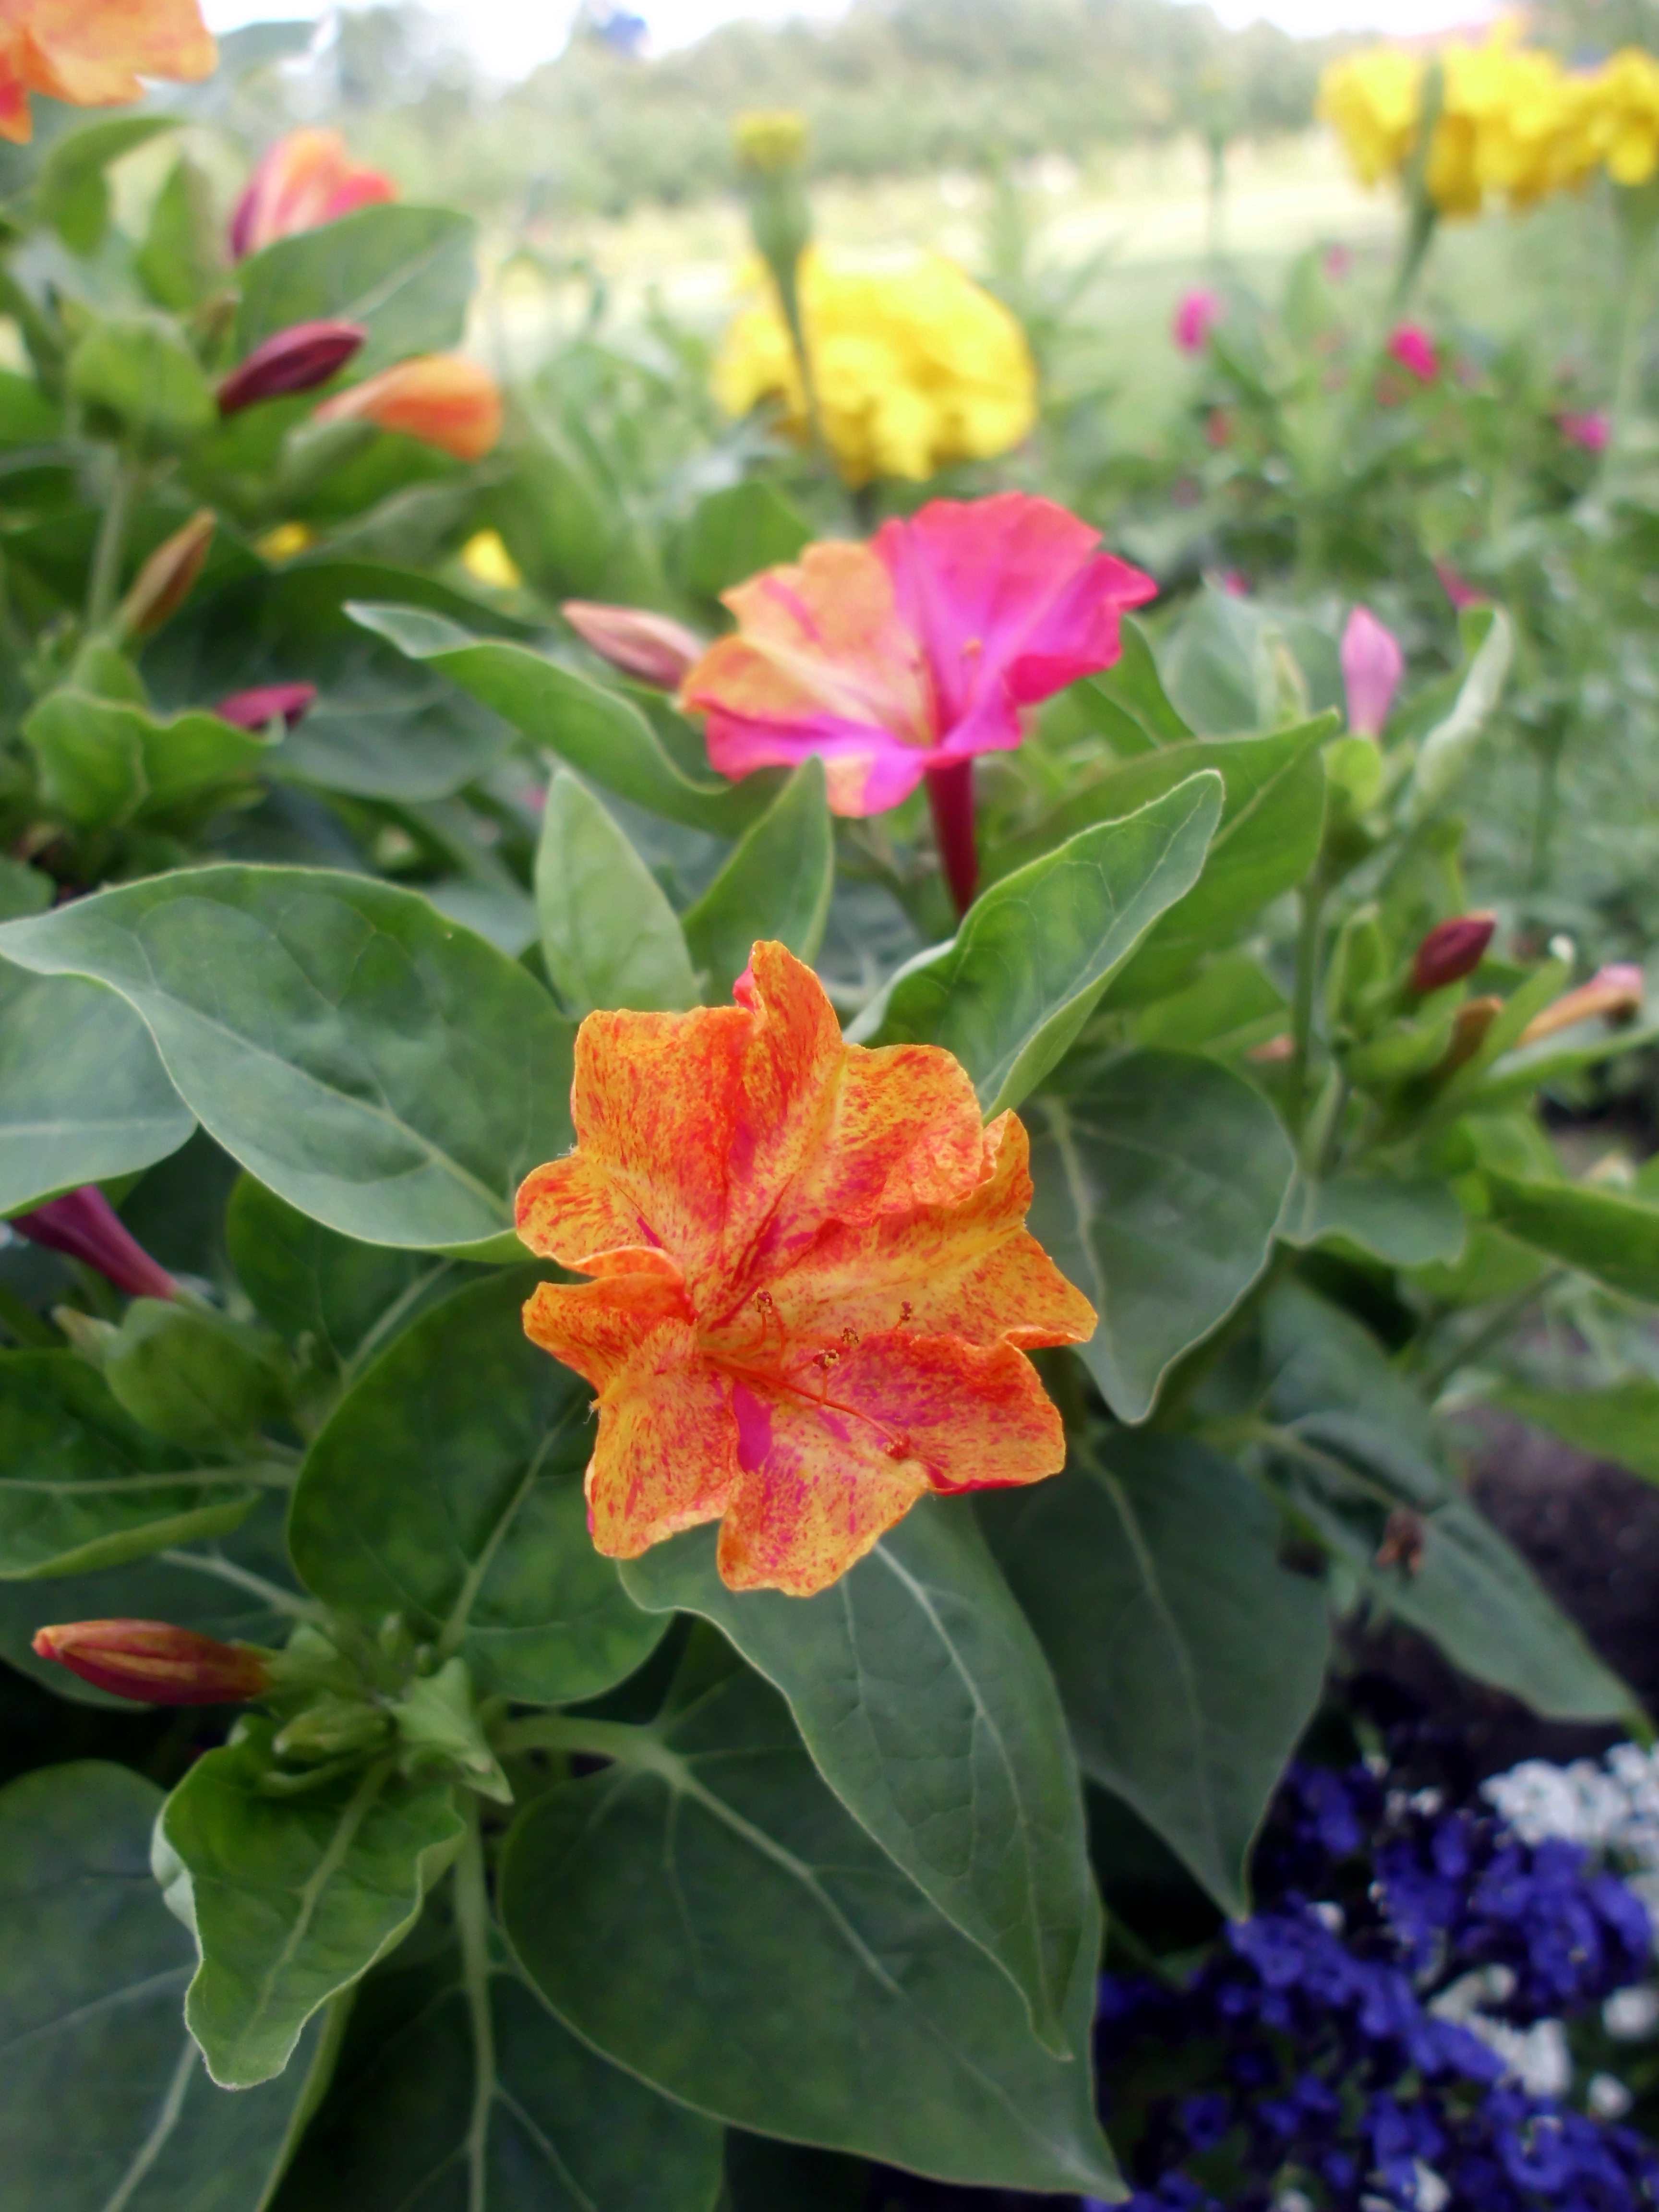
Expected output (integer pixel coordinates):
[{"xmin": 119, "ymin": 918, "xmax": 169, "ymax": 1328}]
[
  {"xmin": 290, "ymin": 1270, "xmax": 665, "ymax": 1705},
  {"xmin": 349, "ymin": 604, "xmax": 775, "ymax": 833},
  {"xmin": 0, "ymin": 1351, "xmax": 257, "ymax": 1578},
  {"xmin": 0, "ymin": 1760, "xmax": 327, "ymax": 2211},
  {"xmin": 156, "ymin": 1719, "xmax": 465, "ymax": 2088},
  {"xmin": 683, "ymin": 757, "xmax": 833, "ymax": 1001},
  {"xmin": 1073, "ymin": 616, "xmax": 1194, "ymax": 752},
  {"xmin": 23, "ymin": 689, "xmax": 272, "ymax": 830},
  {"xmin": 235, "ymin": 205, "xmax": 477, "ymax": 375},
  {"xmin": 67, "ymin": 315, "xmax": 215, "ymax": 443},
  {"xmin": 273, "ymin": 1930, "xmax": 725, "ymax": 2212},
  {"xmin": 980, "ymin": 1434, "xmax": 1328, "ymax": 1914},
  {"xmin": 100, "ymin": 1299, "xmax": 289, "ymax": 1449},
  {"xmin": 0, "ymin": 866, "xmax": 575, "ymax": 1254},
  {"xmin": 36, "ymin": 116, "xmax": 178, "ymax": 253},
  {"xmin": 1484, "ymin": 1173, "xmax": 1659, "ymax": 1303},
  {"xmin": 1161, "ymin": 589, "xmax": 1339, "ymax": 736},
  {"xmin": 1026, "ymin": 1049, "xmax": 1293, "ymax": 1420},
  {"xmin": 679, "ymin": 479, "xmax": 811, "ymax": 601},
  {"xmin": 1496, "ymin": 1380, "xmax": 1659, "ymax": 1484},
  {"xmin": 500, "ymin": 1670, "xmax": 1117, "ymax": 2196},
  {"xmin": 1406, "ymin": 606, "xmax": 1514, "ymax": 823},
  {"xmin": 227, "ymin": 1174, "xmax": 464, "ymax": 1371},
  {"xmin": 988, "ymin": 720, "xmax": 1332, "ymax": 1005},
  {"xmin": 535, "ymin": 769, "xmax": 698, "ymax": 1018},
  {"xmin": 1278, "ymin": 1170, "xmax": 1467, "ymax": 1267},
  {"xmin": 1130, "ymin": 949, "xmax": 1286, "ymax": 1055},
  {"xmin": 1262, "ymin": 1279, "xmax": 1450, "ymax": 1509},
  {"xmin": 487, "ymin": 413, "xmax": 663, "ymax": 605},
  {"xmin": 0, "ymin": 963, "xmax": 192, "ymax": 1215},
  {"xmin": 137, "ymin": 154, "xmax": 225, "ymax": 312},
  {"xmin": 860, "ymin": 773, "xmax": 1222, "ymax": 1115},
  {"xmin": 622, "ymin": 1497, "xmax": 1094, "ymax": 2056}
]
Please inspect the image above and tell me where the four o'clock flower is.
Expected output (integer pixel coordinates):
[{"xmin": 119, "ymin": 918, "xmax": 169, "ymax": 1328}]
[
  {"xmin": 0, "ymin": 0, "xmax": 214, "ymax": 144},
  {"xmin": 1387, "ymin": 323, "xmax": 1439, "ymax": 383},
  {"xmin": 1519, "ymin": 963, "xmax": 1646, "ymax": 1046},
  {"xmin": 514, "ymin": 941, "xmax": 1095, "ymax": 1598},
  {"xmin": 1557, "ymin": 409, "xmax": 1611, "ymax": 453},
  {"xmin": 1340, "ymin": 606, "xmax": 1405, "ymax": 738},
  {"xmin": 1409, "ymin": 912, "xmax": 1497, "ymax": 997},
  {"xmin": 563, "ymin": 601, "xmax": 705, "ymax": 690},
  {"xmin": 215, "ymin": 681, "xmax": 318, "ymax": 732},
  {"xmin": 312, "ymin": 354, "xmax": 503, "ymax": 461},
  {"xmin": 33, "ymin": 1620, "xmax": 271, "ymax": 1704},
  {"xmin": 216, "ymin": 320, "xmax": 366, "ymax": 417},
  {"xmin": 230, "ymin": 128, "xmax": 396, "ymax": 259},
  {"xmin": 679, "ymin": 492, "xmax": 1155, "ymax": 914},
  {"xmin": 1174, "ymin": 287, "xmax": 1223, "ymax": 354},
  {"xmin": 8, "ymin": 1186, "xmax": 177, "ymax": 1298}
]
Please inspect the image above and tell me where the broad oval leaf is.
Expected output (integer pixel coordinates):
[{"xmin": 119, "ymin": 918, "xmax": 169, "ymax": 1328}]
[
  {"xmin": 1277, "ymin": 1169, "xmax": 1467, "ymax": 1268},
  {"xmin": 24, "ymin": 691, "xmax": 271, "ymax": 830},
  {"xmin": 683, "ymin": 757, "xmax": 833, "ymax": 1002},
  {"xmin": 349, "ymin": 604, "xmax": 774, "ymax": 833},
  {"xmin": 0, "ymin": 963, "xmax": 192, "ymax": 1215},
  {"xmin": 274, "ymin": 1930, "xmax": 725, "ymax": 2212},
  {"xmin": 290, "ymin": 1270, "xmax": 665, "ymax": 1706},
  {"xmin": 535, "ymin": 769, "xmax": 698, "ymax": 1018},
  {"xmin": 156, "ymin": 1718, "xmax": 465, "ymax": 2089},
  {"xmin": 234, "ymin": 205, "xmax": 477, "ymax": 373},
  {"xmin": 0, "ymin": 866, "xmax": 575, "ymax": 1254},
  {"xmin": 1027, "ymin": 1050, "xmax": 1293, "ymax": 1420},
  {"xmin": 861, "ymin": 772, "xmax": 1223, "ymax": 1115},
  {"xmin": 980, "ymin": 1434, "xmax": 1328, "ymax": 1916},
  {"xmin": 622, "ymin": 1496, "xmax": 1094, "ymax": 2056},
  {"xmin": 0, "ymin": 1760, "xmax": 327, "ymax": 2211},
  {"xmin": 0, "ymin": 1350, "xmax": 258, "ymax": 1578},
  {"xmin": 500, "ymin": 1669, "xmax": 1117, "ymax": 2197},
  {"xmin": 1484, "ymin": 1171, "xmax": 1659, "ymax": 1304}
]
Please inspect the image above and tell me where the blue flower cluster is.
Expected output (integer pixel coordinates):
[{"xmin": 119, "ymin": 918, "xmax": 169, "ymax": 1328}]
[{"xmin": 1089, "ymin": 1759, "xmax": 1659, "ymax": 2212}]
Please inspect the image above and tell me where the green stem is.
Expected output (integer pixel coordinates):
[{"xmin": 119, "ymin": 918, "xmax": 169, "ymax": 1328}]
[
  {"xmin": 1286, "ymin": 872, "xmax": 1328, "ymax": 1142},
  {"xmin": 155, "ymin": 1547, "xmax": 329, "ymax": 1622},
  {"xmin": 86, "ymin": 451, "xmax": 139, "ymax": 632},
  {"xmin": 1416, "ymin": 1269, "xmax": 1565, "ymax": 1401},
  {"xmin": 454, "ymin": 1804, "xmax": 495, "ymax": 2212},
  {"xmin": 494, "ymin": 1712, "xmax": 671, "ymax": 1767}
]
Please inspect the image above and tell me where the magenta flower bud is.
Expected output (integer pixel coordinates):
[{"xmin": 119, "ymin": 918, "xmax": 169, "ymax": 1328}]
[
  {"xmin": 216, "ymin": 320, "xmax": 367, "ymax": 418},
  {"xmin": 33, "ymin": 1620, "xmax": 271, "ymax": 1705},
  {"xmin": 1410, "ymin": 911, "xmax": 1497, "ymax": 997},
  {"xmin": 1173, "ymin": 287, "xmax": 1222, "ymax": 355},
  {"xmin": 1387, "ymin": 323, "xmax": 1438, "ymax": 383},
  {"xmin": 9, "ymin": 1186, "xmax": 177, "ymax": 1299},
  {"xmin": 215, "ymin": 681, "xmax": 318, "ymax": 732},
  {"xmin": 1340, "ymin": 606, "xmax": 1405, "ymax": 739},
  {"xmin": 563, "ymin": 601, "xmax": 706, "ymax": 689},
  {"xmin": 1434, "ymin": 560, "xmax": 1484, "ymax": 613},
  {"xmin": 1557, "ymin": 409, "xmax": 1610, "ymax": 454}
]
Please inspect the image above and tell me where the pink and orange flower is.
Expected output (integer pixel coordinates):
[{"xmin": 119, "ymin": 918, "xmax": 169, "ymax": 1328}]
[
  {"xmin": 515, "ymin": 941, "xmax": 1094, "ymax": 1598},
  {"xmin": 312, "ymin": 354, "xmax": 503, "ymax": 462},
  {"xmin": 678, "ymin": 492, "xmax": 1155, "ymax": 819},
  {"xmin": 230, "ymin": 128, "xmax": 396, "ymax": 259},
  {"xmin": 0, "ymin": 0, "xmax": 215, "ymax": 144}
]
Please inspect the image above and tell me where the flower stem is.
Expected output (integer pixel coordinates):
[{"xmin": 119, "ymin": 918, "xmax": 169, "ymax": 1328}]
[
  {"xmin": 926, "ymin": 758, "xmax": 979, "ymax": 919},
  {"xmin": 454, "ymin": 1804, "xmax": 495, "ymax": 2212},
  {"xmin": 87, "ymin": 451, "xmax": 139, "ymax": 633}
]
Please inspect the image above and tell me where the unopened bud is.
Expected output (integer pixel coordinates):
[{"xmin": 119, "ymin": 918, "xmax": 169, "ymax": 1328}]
[
  {"xmin": 1519, "ymin": 964, "xmax": 1645, "ymax": 1047},
  {"xmin": 216, "ymin": 319, "xmax": 366, "ymax": 417},
  {"xmin": 565, "ymin": 600, "xmax": 704, "ymax": 689},
  {"xmin": 1433, "ymin": 994, "xmax": 1504, "ymax": 1082},
  {"xmin": 1247, "ymin": 1033, "xmax": 1296, "ymax": 1064},
  {"xmin": 33, "ymin": 1620, "xmax": 271, "ymax": 1705},
  {"xmin": 1409, "ymin": 912, "xmax": 1496, "ymax": 998},
  {"xmin": 9, "ymin": 1186, "xmax": 176, "ymax": 1299},
  {"xmin": 312, "ymin": 355, "xmax": 503, "ymax": 462},
  {"xmin": 733, "ymin": 109, "xmax": 808, "ymax": 174},
  {"xmin": 117, "ymin": 509, "xmax": 215, "ymax": 639},
  {"xmin": 215, "ymin": 681, "xmax": 317, "ymax": 732},
  {"xmin": 1341, "ymin": 606, "xmax": 1405, "ymax": 740}
]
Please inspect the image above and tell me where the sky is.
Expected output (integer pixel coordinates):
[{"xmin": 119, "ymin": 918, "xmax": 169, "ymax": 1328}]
[{"xmin": 202, "ymin": 0, "xmax": 1497, "ymax": 82}]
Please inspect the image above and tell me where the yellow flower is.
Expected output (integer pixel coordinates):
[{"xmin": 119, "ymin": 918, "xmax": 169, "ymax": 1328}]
[
  {"xmin": 1318, "ymin": 46, "xmax": 1424, "ymax": 190},
  {"xmin": 733, "ymin": 109, "xmax": 807, "ymax": 174},
  {"xmin": 713, "ymin": 248, "xmax": 1037, "ymax": 487},
  {"xmin": 256, "ymin": 521, "xmax": 313, "ymax": 563},
  {"xmin": 460, "ymin": 529, "xmax": 523, "ymax": 591},
  {"xmin": 1584, "ymin": 47, "xmax": 1659, "ymax": 188}
]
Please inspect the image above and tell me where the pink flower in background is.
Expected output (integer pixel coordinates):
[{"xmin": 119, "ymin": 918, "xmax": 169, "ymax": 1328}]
[
  {"xmin": 9, "ymin": 1187, "xmax": 176, "ymax": 1299},
  {"xmin": 1340, "ymin": 606, "xmax": 1405, "ymax": 739},
  {"xmin": 1387, "ymin": 323, "xmax": 1438, "ymax": 383},
  {"xmin": 1324, "ymin": 244, "xmax": 1353, "ymax": 280},
  {"xmin": 679, "ymin": 492, "xmax": 1157, "ymax": 818},
  {"xmin": 1434, "ymin": 560, "xmax": 1486, "ymax": 613},
  {"xmin": 563, "ymin": 602, "xmax": 705, "ymax": 689},
  {"xmin": 1205, "ymin": 407, "xmax": 1233, "ymax": 448},
  {"xmin": 230, "ymin": 129, "xmax": 395, "ymax": 259},
  {"xmin": 1220, "ymin": 570, "xmax": 1250, "ymax": 598},
  {"xmin": 1173, "ymin": 287, "xmax": 1222, "ymax": 355},
  {"xmin": 1557, "ymin": 409, "xmax": 1611, "ymax": 453},
  {"xmin": 215, "ymin": 682, "xmax": 317, "ymax": 731}
]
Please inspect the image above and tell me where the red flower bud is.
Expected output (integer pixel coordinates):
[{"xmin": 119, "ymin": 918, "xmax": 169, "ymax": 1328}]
[
  {"xmin": 1410, "ymin": 912, "xmax": 1497, "ymax": 997},
  {"xmin": 117, "ymin": 509, "xmax": 215, "ymax": 640},
  {"xmin": 216, "ymin": 320, "xmax": 366, "ymax": 417},
  {"xmin": 32, "ymin": 1620, "xmax": 271, "ymax": 1705},
  {"xmin": 215, "ymin": 681, "xmax": 318, "ymax": 732},
  {"xmin": 9, "ymin": 1186, "xmax": 176, "ymax": 1299},
  {"xmin": 562, "ymin": 600, "xmax": 705, "ymax": 689}
]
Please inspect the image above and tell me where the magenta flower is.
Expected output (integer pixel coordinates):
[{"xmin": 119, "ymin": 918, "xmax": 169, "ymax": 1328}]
[
  {"xmin": 1557, "ymin": 409, "xmax": 1611, "ymax": 453},
  {"xmin": 1434, "ymin": 560, "xmax": 1486, "ymax": 613},
  {"xmin": 1174, "ymin": 287, "xmax": 1222, "ymax": 355},
  {"xmin": 1340, "ymin": 606, "xmax": 1405, "ymax": 739},
  {"xmin": 10, "ymin": 1187, "xmax": 176, "ymax": 1299},
  {"xmin": 215, "ymin": 682, "xmax": 318, "ymax": 732},
  {"xmin": 1387, "ymin": 323, "xmax": 1438, "ymax": 383}
]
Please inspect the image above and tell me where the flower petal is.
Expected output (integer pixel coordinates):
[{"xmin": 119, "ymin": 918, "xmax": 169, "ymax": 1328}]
[
  {"xmin": 522, "ymin": 1272, "xmax": 691, "ymax": 1391},
  {"xmin": 587, "ymin": 1323, "xmax": 738, "ymax": 1559}
]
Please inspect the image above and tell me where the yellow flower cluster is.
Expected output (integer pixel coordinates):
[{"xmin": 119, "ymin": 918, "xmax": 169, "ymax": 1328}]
[
  {"xmin": 1320, "ymin": 30, "xmax": 1659, "ymax": 219},
  {"xmin": 713, "ymin": 247, "xmax": 1037, "ymax": 486}
]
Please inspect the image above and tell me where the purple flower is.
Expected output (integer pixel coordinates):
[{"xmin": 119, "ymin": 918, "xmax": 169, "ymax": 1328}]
[
  {"xmin": 9, "ymin": 1187, "xmax": 176, "ymax": 1299},
  {"xmin": 1341, "ymin": 605, "xmax": 1405, "ymax": 739}
]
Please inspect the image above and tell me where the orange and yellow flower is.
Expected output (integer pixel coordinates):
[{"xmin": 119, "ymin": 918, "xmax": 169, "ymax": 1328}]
[
  {"xmin": 0, "ymin": 0, "xmax": 215, "ymax": 144},
  {"xmin": 515, "ymin": 942, "xmax": 1094, "ymax": 1598},
  {"xmin": 312, "ymin": 354, "xmax": 503, "ymax": 462},
  {"xmin": 229, "ymin": 127, "xmax": 396, "ymax": 259}
]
